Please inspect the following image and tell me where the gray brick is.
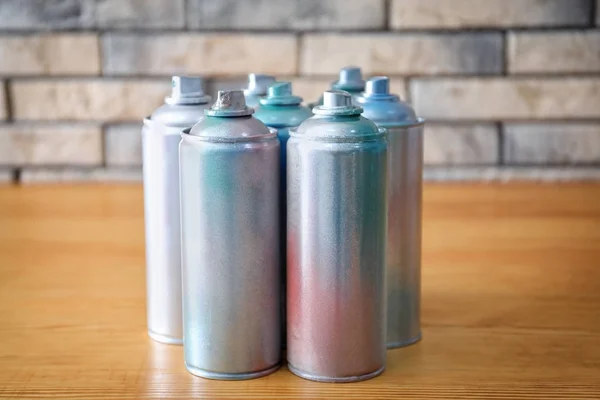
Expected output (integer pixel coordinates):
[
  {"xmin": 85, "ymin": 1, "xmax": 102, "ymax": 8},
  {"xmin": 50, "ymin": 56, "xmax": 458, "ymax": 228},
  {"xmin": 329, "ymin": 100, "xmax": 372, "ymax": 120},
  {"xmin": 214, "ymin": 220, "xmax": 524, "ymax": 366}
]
[
  {"xmin": 509, "ymin": 31, "xmax": 600, "ymax": 74},
  {"xmin": 423, "ymin": 167, "xmax": 600, "ymax": 182},
  {"xmin": 10, "ymin": 79, "xmax": 168, "ymax": 121},
  {"xmin": 104, "ymin": 124, "xmax": 142, "ymax": 167},
  {"xmin": 410, "ymin": 78, "xmax": 600, "ymax": 120},
  {"xmin": 0, "ymin": 0, "xmax": 95, "ymax": 30},
  {"xmin": 97, "ymin": 0, "xmax": 184, "ymax": 29},
  {"xmin": 0, "ymin": 34, "xmax": 100, "ymax": 76},
  {"xmin": 20, "ymin": 167, "xmax": 143, "ymax": 183},
  {"xmin": 0, "ymin": 123, "xmax": 102, "ymax": 166},
  {"xmin": 301, "ymin": 33, "xmax": 502, "ymax": 76},
  {"xmin": 188, "ymin": 0, "xmax": 384, "ymax": 30},
  {"xmin": 0, "ymin": 81, "xmax": 6, "ymax": 120},
  {"xmin": 424, "ymin": 124, "xmax": 498, "ymax": 165},
  {"xmin": 504, "ymin": 123, "xmax": 600, "ymax": 164},
  {"xmin": 103, "ymin": 34, "xmax": 297, "ymax": 76},
  {"xmin": 391, "ymin": 0, "xmax": 591, "ymax": 29}
]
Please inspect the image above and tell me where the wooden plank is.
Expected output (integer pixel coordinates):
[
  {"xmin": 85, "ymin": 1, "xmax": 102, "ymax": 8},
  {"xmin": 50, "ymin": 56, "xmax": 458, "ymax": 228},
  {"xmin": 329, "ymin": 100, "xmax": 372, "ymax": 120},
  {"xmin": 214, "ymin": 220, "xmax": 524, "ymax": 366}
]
[{"xmin": 0, "ymin": 184, "xmax": 599, "ymax": 399}]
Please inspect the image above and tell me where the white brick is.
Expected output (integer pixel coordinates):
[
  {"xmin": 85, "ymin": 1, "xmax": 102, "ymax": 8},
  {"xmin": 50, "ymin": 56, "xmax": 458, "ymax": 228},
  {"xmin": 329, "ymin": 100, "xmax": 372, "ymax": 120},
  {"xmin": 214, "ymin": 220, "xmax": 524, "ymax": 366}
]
[
  {"xmin": 20, "ymin": 167, "xmax": 143, "ymax": 183},
  {"xmin": 0, "ymin": 34, "xmax": 100, "ymax": 76},
  {"xmin": 509, "ymin": 31, "xmax": 600, "ymax": 73},
  {"xmin": 301, "ymin": 34, "xmax": 502, "ymax": 76},
  {"xmin": 391, "ymin": 0, "xmax": 591, "ymax": 29},
  {"xmin": 103, "ymin": 34, "xmax": 297, "ymax": 76},
  {"xmin": 0, "ymin": 0, "xmax": 95, "ymax": 30},
  {"xmin": 188, "ymin": 0, "xmax": 384, "ymax": 30},
  {"xmin": 411, "ymin": 78, "xmax": 600, "ymax": 120},
  {"xmin": 0, "ymin": 81, "xmax": 6, "ymax": 120},
  {"xmin": 504, "ymin": 123, "xmax": 600, "ymax": 164},
  {"xmin": 97, "ymin": 0, "xmax": 184, "ymax": 29},
  {"xmin": 104, "ymin": 124, "xmax": 142, "ymax": 167},
  {"xmin": 424, "ymin": 124, "xmax": 498, "ymax": 165},
  {"xmin": 10, "ymin": 80, "xmax": 169, "ymax": 121},
  {"xmin": 424, "ymin": 167, "xmax": 600, "ymax": 182},
  {"xmin": 288, "ymin": 77, "xmax": 406, "ymax": 105},
  {"xmin": 0, "ymin": 124, "xmax": 102, "ymax": 166}
]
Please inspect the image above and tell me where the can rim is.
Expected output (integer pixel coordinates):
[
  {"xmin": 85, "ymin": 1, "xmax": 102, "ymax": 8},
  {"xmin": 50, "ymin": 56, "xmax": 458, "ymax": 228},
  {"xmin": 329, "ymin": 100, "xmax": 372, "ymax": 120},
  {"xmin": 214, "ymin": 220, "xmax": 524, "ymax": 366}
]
[{"xmin": 181, "ymin": 127, "xmax": 278, "ymax": 143}]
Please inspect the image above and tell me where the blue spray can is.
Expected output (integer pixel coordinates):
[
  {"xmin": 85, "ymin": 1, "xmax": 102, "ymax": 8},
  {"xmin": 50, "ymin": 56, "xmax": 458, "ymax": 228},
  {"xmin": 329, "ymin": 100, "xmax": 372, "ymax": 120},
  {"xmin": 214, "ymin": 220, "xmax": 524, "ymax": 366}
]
[
  {"xmin": 254, "ymin": 81, "xmax": 312, "ymax": 349},
  {"xmin": 357, "ymin": 76, "xmax": 425, "ymax": 348},
  {"xmin": 287, "ymin": 90, "xmax": 387, "ymax": 382},
  {"xmin": 179, "ymin": 90, "xmax": 281, "ymax": 379}
]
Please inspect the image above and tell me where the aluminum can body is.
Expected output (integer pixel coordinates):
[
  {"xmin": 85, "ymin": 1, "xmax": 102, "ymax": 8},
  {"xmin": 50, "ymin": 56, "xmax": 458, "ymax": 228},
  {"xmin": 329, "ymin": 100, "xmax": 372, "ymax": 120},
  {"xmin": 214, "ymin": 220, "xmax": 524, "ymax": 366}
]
[
  {"xmin": 287, "ymin": 91, "xmax": 387, "ymax": 382},
  {"xmin": 385, "ymin": 124, "xmax": 423, "ymax": 347},
  {"xmin": 142, "ymin": 76, "xmax": 210, "ymax": 345},
  {"xmin": 254, "ymin": 82, "xmax": 312, "ymax": 349},
  {"xmin": 180, "ymin": 91, "xmax": 281, "ymax": 380},
  {"xmin": 357, "ymin": 76, "xmax": 424, "ymax": 348}
]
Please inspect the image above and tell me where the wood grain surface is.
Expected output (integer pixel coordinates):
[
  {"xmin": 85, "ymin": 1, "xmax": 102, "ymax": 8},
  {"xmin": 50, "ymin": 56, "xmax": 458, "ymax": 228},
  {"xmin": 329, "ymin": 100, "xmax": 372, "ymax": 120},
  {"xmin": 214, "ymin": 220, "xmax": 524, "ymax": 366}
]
[{"xmin": 0, "ymin": 184, "xmax": 599, "ymax": 399}]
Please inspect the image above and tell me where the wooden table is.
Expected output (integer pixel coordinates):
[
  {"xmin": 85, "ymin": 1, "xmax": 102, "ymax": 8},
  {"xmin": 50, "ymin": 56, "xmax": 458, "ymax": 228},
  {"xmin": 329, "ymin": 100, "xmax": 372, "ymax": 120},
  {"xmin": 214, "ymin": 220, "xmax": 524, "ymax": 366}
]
[{"xmin": 0, "ymin": 184, "xmax": 599, "ymax": 399}]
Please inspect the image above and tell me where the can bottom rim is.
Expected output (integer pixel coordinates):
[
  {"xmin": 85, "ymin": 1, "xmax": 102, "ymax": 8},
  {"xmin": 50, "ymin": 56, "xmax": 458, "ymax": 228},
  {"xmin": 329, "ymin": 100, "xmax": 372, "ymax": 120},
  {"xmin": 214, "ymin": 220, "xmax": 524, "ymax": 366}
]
[
  {"xmin": 287, "ymin": 364, "xmax": 385, "ymax": 383},
  {"xmin": 387, "ymin": 332, "xmax": 422, "ymax": 349},
  {"xmin": 148, "ymin": 330, "xmax": 183, "ymax": 345},
  {"xmin": 185, "ymin": 362, "xmax": 281, "ymax": 381}
]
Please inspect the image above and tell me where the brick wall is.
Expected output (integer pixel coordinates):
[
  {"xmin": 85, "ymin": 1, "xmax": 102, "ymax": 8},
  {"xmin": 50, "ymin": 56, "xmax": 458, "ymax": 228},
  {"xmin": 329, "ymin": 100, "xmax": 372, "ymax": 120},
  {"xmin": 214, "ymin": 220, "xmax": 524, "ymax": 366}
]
[{"xmin": 0, "ymin": 0, "xmax": 599, "ymax": 183}]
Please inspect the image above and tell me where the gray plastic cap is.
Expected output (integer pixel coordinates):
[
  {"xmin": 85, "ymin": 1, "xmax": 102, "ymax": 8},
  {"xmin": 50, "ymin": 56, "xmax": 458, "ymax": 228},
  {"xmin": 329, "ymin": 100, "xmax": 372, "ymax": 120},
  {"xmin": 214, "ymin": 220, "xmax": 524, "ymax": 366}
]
[
  {"xmin": 313, "ymin": 90, "xmax": 363, "ymax": 116},
  {"xmin": 244, "ymin": 73, "xmax": 276, "ymax": 96},
  {"xmin": 165, "ymin": 76, "xmax": 210, "ymax": 105},
  {"xmin": 205, "ymin": 90, "xmax": 254, "ymax": 117}
]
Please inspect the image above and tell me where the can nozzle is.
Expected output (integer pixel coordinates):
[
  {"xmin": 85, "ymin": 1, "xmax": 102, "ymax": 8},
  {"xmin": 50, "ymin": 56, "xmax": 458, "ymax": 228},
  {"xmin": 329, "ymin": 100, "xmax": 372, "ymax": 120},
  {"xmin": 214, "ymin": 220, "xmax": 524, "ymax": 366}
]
[
  {"xmin": 206, "ymin": 90, "xmax": 254, "ymax": 117},
  {"xmin": 365, "ymin": 76, "xmax": 389, "ymax": 96},
  {"xmin": 245, "ymin": 73, "xmax": 276, "ymax": 96},
  {"xmin": 313, "ymin": 90, "xmax": 363, "ymax": 116},
  {"xmin": 323, "ymin": 90, "xmax": 352, "ymax": 108},
  {"xmin": 165, "ymin": 76, "xmax": 210, "ymax": 105},
  {"xmin": 332, "ymin": 67, "xmax": 365, "ymax": 91},
  {"xmin": 260, "ymin": 82, "xmax": 303, "ymax": 106}
]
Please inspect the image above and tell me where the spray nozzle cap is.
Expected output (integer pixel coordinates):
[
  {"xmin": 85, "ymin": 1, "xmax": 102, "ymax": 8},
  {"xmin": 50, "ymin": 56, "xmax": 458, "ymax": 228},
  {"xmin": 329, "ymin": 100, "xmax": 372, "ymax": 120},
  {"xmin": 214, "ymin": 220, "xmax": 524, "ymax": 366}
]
[
  {"xmin": 165, "ymin": 76, "xmax": 210, "ymax": 105},
  {"xmin": 205, "ymin": 90, "xmax": 254, "ymax": 117},
  {"xmin": 244, "ymin": 73, "xmax": 276, "ymax": 96},
  {"xmin": 313, "ymin": 90, "xmax": 363, "ymax": 116},
  {"xmin": 259, "ymin": 81, "xmax": 303, "ymax": 106},
  {"xmin": 332, "ymin": 66, "xmax": 365, "ymax": 91}
]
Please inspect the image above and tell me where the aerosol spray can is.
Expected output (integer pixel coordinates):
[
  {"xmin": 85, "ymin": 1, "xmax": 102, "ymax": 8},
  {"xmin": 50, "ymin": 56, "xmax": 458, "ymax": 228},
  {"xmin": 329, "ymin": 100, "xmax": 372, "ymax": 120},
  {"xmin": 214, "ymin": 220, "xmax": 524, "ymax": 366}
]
[
  {"xmin": 310, "ymin": 66, "xmax": 366, "ymax": 107},
  {"xmin": 254, "ymin": 82, "xmax": 312, "ymax": 349},
  {"xmin": 357, "ymin": 76, "xmax": 424, "ymax": 348},
  {"xmin": 287, "ymin": 90, "xmax": 387, "ymax": 382},
  {"xmin": 180, "ymin": 90, "xmax": 281, "ymax": 380},
  {"xmin": 142, "ymin": 76, "xmax": 211, "ymax": 345},
  {"xmin": 243, "ymin": 73, "xmax": 276, "ymax": 109}
]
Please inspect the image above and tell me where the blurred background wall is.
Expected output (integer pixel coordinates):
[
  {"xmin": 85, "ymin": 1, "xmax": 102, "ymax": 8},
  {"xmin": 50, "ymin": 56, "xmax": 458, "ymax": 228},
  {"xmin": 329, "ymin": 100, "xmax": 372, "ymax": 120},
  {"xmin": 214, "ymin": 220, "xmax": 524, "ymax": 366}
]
[{"xmin": 0, "ymin": 0, "xmax": 599, "ymax": 183}]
